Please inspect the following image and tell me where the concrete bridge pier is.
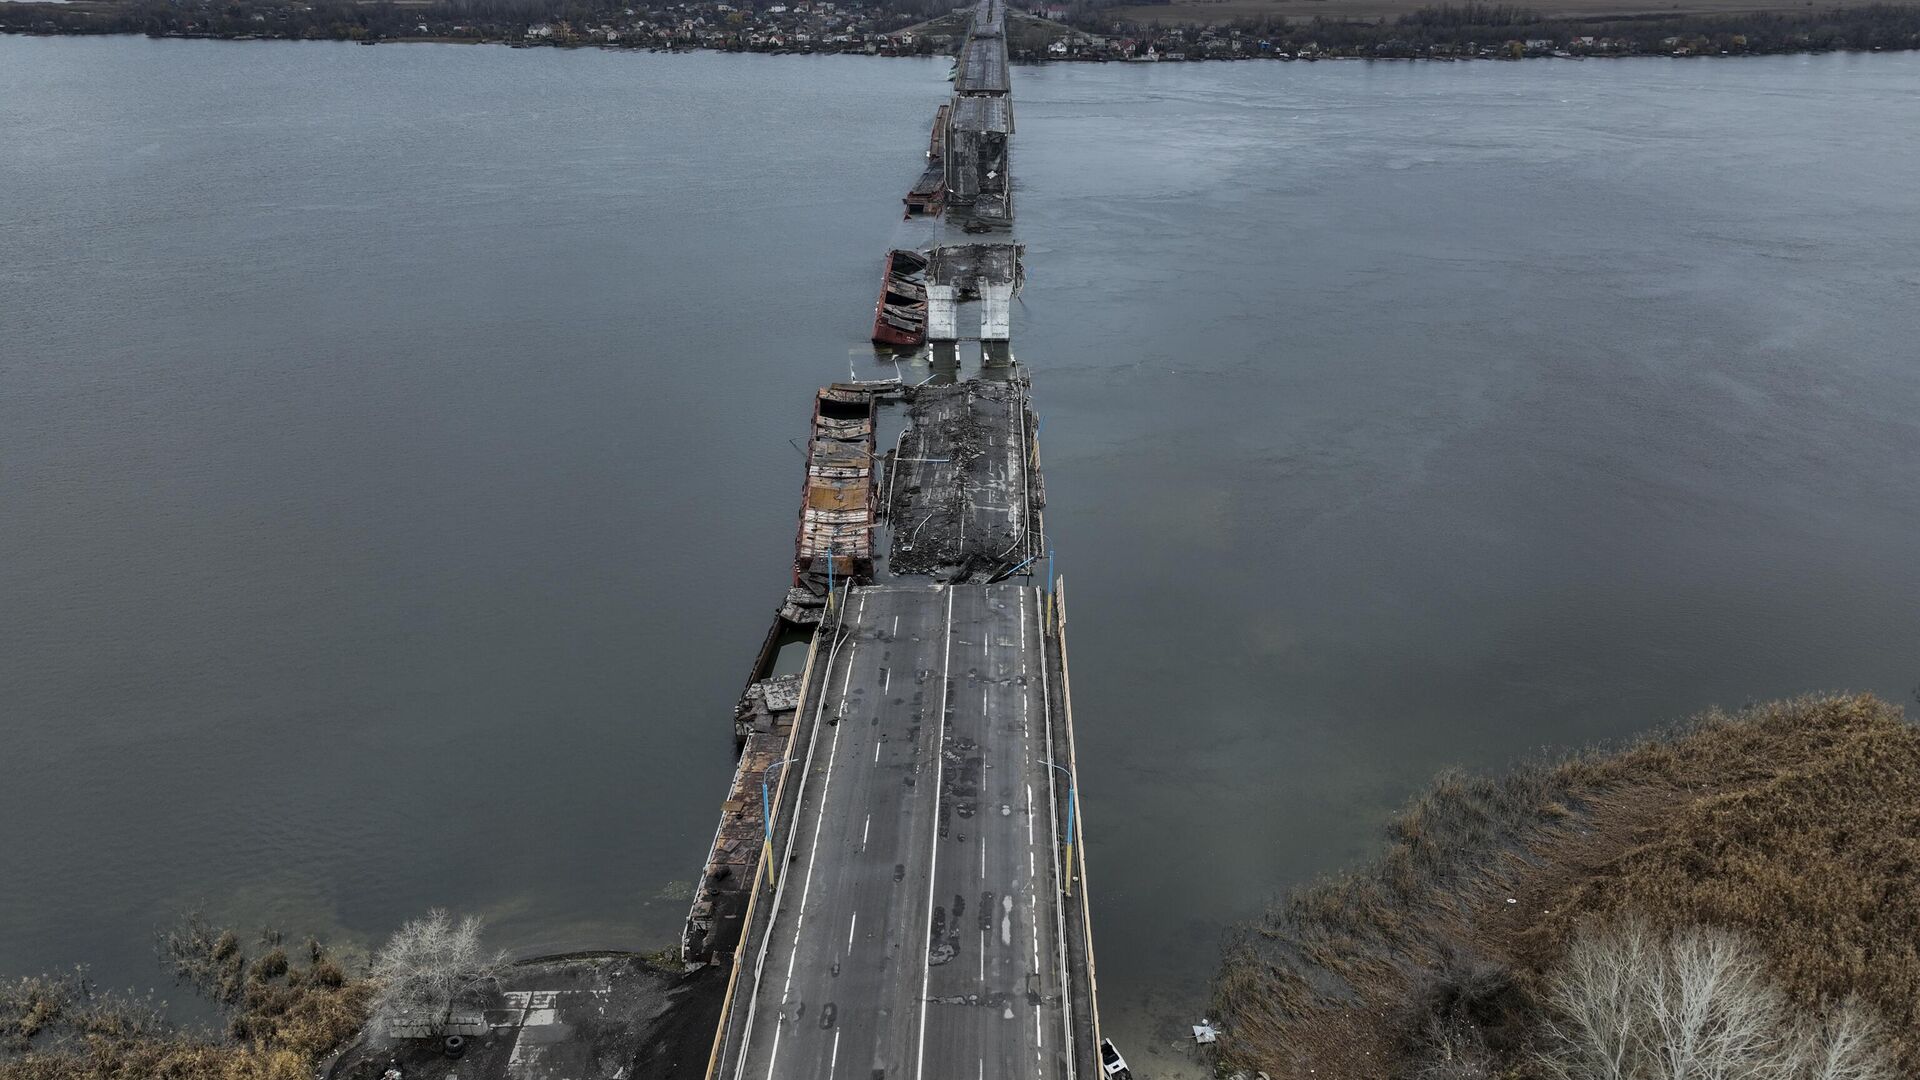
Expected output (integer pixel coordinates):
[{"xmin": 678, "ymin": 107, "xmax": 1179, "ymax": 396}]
[
  {"xmin": 980, "ymin": 280, "xmax": 1013, "ymax": 343},
  {"xmin": 927, "ymin": 283, "xmax": 960, "ymax": 342}
]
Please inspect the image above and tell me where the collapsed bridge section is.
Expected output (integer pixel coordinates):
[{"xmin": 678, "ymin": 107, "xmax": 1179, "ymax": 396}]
[
  {"xmin": 946, "ymin": 96, "xmax": 1012, "ymax": 227},
  {"xmin": 926, "ymin": 242, "xmax": 1021, "ymax": 343},
  {"xmin": 884, "ymin": 377, "xmax": 1043, "ymax": 582}
]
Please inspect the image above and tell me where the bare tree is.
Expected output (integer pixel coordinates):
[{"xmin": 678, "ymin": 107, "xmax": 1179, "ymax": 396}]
[
  {"xmin": 1534, "ymin": 918, "xmax": 1896, "ymax": 1080},
  {"xmin": 1794, "ymin": 1000, "xmax": 1899, "ymax": 1080},
  {"xmin": 369, "ymin": 909, "xmax": 505, "ymax": 1036}
]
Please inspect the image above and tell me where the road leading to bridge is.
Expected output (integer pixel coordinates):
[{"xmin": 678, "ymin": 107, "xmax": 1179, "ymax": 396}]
[{"xmin": 727, "ymin": 583, "xmax": 1075, "ymax": 1080}]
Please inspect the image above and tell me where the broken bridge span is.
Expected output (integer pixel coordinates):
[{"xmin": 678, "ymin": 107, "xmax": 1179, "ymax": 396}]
[{"xmin": 685, "ymin": 5, "xmax": 1118, "ymax": 1078}]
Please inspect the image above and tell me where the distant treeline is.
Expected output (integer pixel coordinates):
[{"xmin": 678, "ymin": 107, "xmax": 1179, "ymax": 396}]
[
  {"xmin": 0, "ymin": 0, "xmax": 920, "ymax": 44},
  {"xmin": 1105, "ymin": 1, "xmax": 1920, "ymax": 56},
  {"xmin": 1397, "ymin": 1, "xmax": 1543, "ymax": 27},
  {"xmin": 6, "ymin": 0, "xmax": 1920, "ymax": 55},
  {"xmin": 1, "ymin": 0, "xmax": 579, "ymax": 41}
]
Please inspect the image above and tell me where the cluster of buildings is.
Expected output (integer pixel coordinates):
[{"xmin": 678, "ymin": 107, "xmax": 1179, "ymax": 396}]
[
  {"xmin": 517, "ymin": 0, "xmax": 926, "ymax": 51},
  {"xmin": 1013, "ymin": 24, "xmax": 1772, "ymax": 62}
]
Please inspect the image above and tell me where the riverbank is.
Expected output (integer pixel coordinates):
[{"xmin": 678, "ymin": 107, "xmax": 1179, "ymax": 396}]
[
  {"xmin": 326, "ymin": 952, "xmax": 722, "ymax": 1080},
  {"xmin": 0, "ymin": 933, "xmax": 720, "ymax": 1080},
  {"xmin": 5, "ymin": 0, "xmax": 1918, "ymax": 61},
  {"xmin": 1072, "ymin": 2, "xmax": 1920, "ymax": 59},
  {"xmin": 1212, "ymin": 693, "xmax": 1920, "ymax": 1078}
]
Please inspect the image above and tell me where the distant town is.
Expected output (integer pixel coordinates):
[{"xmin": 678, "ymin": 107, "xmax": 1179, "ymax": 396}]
[{"xmin": 4, "ymin": 0, "xmax": 1918, "ymax": 59}]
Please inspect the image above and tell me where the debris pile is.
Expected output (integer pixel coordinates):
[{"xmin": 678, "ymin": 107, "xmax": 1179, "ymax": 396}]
[{"xmin": 886, "ymin": 379, "xmax": 1041, "ymax": 581}]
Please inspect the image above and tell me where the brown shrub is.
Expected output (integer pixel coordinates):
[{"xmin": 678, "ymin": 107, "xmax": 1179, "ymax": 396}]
[
  {"xmin": 1212, "ymin": 693, "xmax": 1920, "ymax": 1076},
  {"xmin": 2, "ymin": 921, "xmax": 369, "ymax": 1080},
  {"xmin": 1526, "ymin": 694, "xmax": 1920, "ymax": 1058}
]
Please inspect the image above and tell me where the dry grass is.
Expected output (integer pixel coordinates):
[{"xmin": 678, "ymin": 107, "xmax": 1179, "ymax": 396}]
[
  {"xmin": 1213, "ymin": 693, "xmax": 1920, "ymax": 1077},
  {"xmin": 1528, "ymin": 697, "xmax": 1920, "ymax": 1048},
  {"xmin": 1, "ymin": 920, "xmax": 369, "ymax": 1080}
]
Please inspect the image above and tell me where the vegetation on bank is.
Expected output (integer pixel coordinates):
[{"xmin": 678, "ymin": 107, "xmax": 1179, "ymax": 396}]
[
  {"xmin": 0, "ymin": 910, "xmax": 705, "ymax": 1080},
  {"xmin": 1, "ymin": 917, "xmax": 368, "ymax": 1080},
  {"xmin": 1213, "ymin": 693, "xmax": 1920, "ymax": 1078},
  {"xmin": 1074, "ymin": 2, "xmax": 1920, "ymax": 58},
  {"xmin": 0, "ymin": 0, "xmax": 934, "ymax": 50},
  {"xmin": 4, "ymin": 0, "xmax": 1918, "ymax": 59},
  {"xmin": 1, "ymin": 911, "xmax": 510, "ymax": 1080}
]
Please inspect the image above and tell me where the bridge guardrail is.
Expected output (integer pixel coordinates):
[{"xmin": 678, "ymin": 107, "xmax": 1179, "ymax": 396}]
[
  {"xmin": 702, "ymin": 587, "xmax": 844, "ymax": 1080},
  {"xmin": 1054, "ymin": 576, "xmax": 1106, "ymax": 1065}
]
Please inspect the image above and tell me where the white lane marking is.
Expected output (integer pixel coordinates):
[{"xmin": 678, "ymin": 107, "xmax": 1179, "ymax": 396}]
[
  {"xmin": 913, "ymin": 585, "xmax": 956, "ymax": 1080},
  {"xmin": 1025, "ymin": 783, "xmax": 1034, "ymax": 848},
  {"xmin": 981, "ymin": 829, "xmax": 987, "ymax": 880},
  {"xmin": 1020, "ymin": 589, "xmax": 1031, "ymax": 738},
  {"xmin": 979, "ymin": 928, "xmax": 985, "ymax": 981},
  {"xmin": 839, "ymin": 642, "xmax": 857, "ymax": 702},
  {"xmin": 765, "ymin": 636, "xmax": 856, "ymax": 1080},
  {"xmin": 1030, "ymin": 881, "xmax": 1044, "ymax": 1061},
  {"xmin": 874, "ymin": 740, "xmax": 882, "ymax": 764},
  {"xmin": 848, "ymin": 912, "xmax": 858, "ymax": 953},
  {"xmin": 1018, "ymin": 588, "xmax": 1026, "ymax": 669},
  {"xmin": 1026, "ymin": 767, "xmax": 1043, "ymax": 1069},
  {"xmin": 1028, "ymin": 886, "xmax": 1041, "ymax": 972},
  {"xmin": 884, "ymin": 667, "xmax": 891, "ymax": 693},
  {"xmin": 829, "ymin": 1029, "xmax": 841, "ymax": 1080},
  {"xmin": 862, "ymin": 814, "xmax": 871, "ymax": 850}
]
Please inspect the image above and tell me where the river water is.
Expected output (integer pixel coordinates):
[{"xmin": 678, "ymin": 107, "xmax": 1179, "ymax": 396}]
[{"xmin": 4, "ymin": 37, "xmax": 1918, "ymax": 1071}]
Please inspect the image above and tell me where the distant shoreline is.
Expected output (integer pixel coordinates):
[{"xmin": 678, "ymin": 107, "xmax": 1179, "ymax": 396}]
[
  {"xmin": 6, "ymin": 0, "xmax": 1920, "ymax": 62},
  {"xmin": 5, "ymin": 22, "xmax": 1919, "ymax": 62}
]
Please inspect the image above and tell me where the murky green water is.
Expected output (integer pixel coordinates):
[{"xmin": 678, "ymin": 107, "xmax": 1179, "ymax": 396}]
[{"xmin": 4, "ymin": 38, "xmax": 1918, "ymax": 1071}]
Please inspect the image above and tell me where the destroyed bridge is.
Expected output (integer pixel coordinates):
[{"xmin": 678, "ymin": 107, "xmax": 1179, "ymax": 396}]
[{"xmin": 682, "ymin": 5, "xmax": 1120, "ymax": 1079}]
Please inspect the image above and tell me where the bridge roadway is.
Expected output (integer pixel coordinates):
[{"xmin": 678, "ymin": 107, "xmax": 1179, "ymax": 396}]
[{"xmin": 727, "ymin": 582, "xmax": 1076, "ymax": 1080}]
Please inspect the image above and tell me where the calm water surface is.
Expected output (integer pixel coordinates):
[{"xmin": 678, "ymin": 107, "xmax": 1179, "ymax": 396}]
[{"xmin": 4, "ymin": 38, "xmax": 1919, "ymax": 1072}]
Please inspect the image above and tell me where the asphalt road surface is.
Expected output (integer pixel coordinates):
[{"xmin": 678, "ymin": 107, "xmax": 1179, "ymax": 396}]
[{"xmin": 730, "ymin": 582, "xmax": 1075, "ymax": 1080}]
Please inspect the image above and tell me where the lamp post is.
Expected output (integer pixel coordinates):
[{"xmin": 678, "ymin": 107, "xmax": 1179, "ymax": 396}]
[
  {"xmin": 1044, "ymin": 760, "xmax": 1077, "ymax": 898},
  {"xmin": 761, "ymin": 758, "xmax": 797, "ymax": 888}
]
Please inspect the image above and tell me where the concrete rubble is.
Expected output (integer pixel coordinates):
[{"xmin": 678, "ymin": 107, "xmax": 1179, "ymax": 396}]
[{"xmin": 884, "ymin": 378, "xmax": 1043, "ymax": 581}]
